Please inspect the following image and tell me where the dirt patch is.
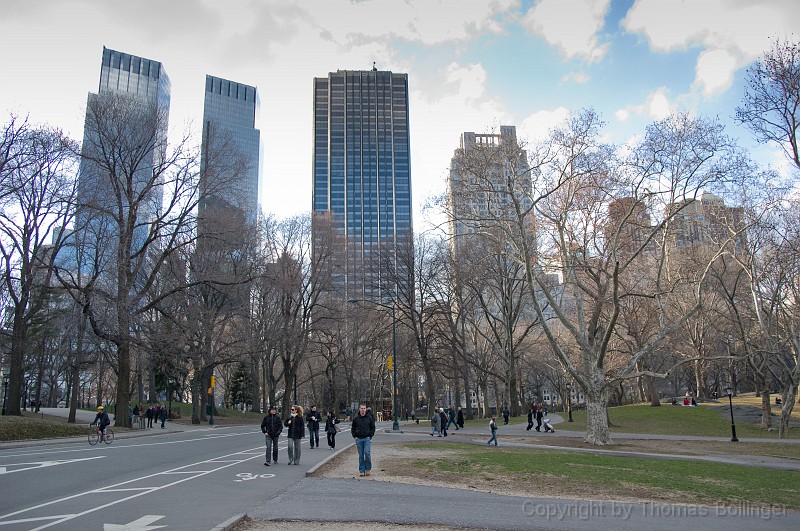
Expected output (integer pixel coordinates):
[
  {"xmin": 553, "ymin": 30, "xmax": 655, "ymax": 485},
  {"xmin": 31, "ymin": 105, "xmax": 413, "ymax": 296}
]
[{"xmin": 227, "ymin": 516, "xmax": 474, "ymax": 531}]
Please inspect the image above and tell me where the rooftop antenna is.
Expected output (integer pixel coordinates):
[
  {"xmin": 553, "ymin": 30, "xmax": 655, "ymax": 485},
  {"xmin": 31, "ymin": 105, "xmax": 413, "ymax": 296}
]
[{"xmin": 372, "ymin": 61, "xmax": 377, "ymax": 72}]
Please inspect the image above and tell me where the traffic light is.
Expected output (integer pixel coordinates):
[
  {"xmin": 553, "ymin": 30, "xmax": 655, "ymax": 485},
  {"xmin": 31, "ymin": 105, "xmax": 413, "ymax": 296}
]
[
  {"xmin": 387, "ymin": 357, "xmax": 394, "ymax": 371},
  {"xmin": 210, "ymin": 375, "xmax": 216, "ymax": 387}
]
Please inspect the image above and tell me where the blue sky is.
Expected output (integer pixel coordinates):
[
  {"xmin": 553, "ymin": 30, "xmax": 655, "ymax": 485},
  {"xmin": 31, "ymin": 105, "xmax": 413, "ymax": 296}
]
[{"xmin": 1, "ymin": 0, "xmax": 797, "ymax": 232}]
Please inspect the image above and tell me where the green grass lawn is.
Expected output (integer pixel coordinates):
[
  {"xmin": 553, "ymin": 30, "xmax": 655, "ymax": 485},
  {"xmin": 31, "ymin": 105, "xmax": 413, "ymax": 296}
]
[
  {"xmin": 543, "ymin": 397, "xmax": 799, "ymax": 439},
  {"xmin": 407, "ymin": 441, "xmax": 799, "ymax": 509}
]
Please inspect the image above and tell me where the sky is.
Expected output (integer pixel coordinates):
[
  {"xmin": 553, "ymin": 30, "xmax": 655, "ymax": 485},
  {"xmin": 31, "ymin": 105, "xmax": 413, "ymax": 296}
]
[{"xmin": 1, "ymin": 0, "xmax": 797, "ymax": 233}]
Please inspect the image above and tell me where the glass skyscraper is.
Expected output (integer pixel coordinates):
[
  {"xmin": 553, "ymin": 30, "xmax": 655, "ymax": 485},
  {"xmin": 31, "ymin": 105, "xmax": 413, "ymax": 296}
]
[
  {"xmin": 312, "ymin": 68, "xmax": 413, "ymax": 299},
  {"xmin": 70, "ymin": 47, "xmax": 171, "ymax": 275},
  {"xmin": 199, "ymin": 75, "xmax": 261, "ymax": 228}
]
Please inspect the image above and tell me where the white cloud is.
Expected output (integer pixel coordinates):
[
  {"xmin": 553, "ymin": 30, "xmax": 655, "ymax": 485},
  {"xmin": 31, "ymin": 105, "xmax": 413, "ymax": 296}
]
[
  {"xmin": 560, "ymin": 71, "xmax": 590, "ymax": 85},
  {"xmin": 614, "ymin": 87, "xmax": 674, "ymax": 123},
  {"xmin": 694, "ymin": 48, "xmax": 737, "ymax": 97},
  {"xmin": 519, "ymin": 107, "xmax": 571, "ymax": 144},
  {"xmin": 622, "ymin": 0, "xmax": 800, "ymax": 96},
  {"xmin": 309, "ymin": 0, "xmax": 516, "ymax": 46},
  {"xmin": 521, "ymin": 0, "xmax": 610, "ymax": 63}
]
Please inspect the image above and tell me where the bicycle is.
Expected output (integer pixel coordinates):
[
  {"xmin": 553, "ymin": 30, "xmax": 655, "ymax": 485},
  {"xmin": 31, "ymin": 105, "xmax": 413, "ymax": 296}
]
[{"xmin": 88, "ymin": 425, "xmax": 114, "ymax": 445}]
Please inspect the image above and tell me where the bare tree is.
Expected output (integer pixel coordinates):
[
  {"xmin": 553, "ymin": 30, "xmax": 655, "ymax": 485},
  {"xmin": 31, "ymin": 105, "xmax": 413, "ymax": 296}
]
[
  {"xmin": 62, "ymin": 92, "xmax": 205, "ymax": 427},
  {"xmin": 0, "ymin": 116, "xmax": 78, "ymax": 416},
  {"xmin": 736, "ymin": 37, "xmax": 800, "ymax": 171}
]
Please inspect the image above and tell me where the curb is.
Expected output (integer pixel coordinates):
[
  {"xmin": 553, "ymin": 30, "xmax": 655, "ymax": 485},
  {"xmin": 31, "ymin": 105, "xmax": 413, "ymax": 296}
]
[
  {"xmin": 212, "ymin": 513, "xmax": 247, "ymax": 531},
  {"xmin": 305, "ymin": 441, "xmax": 355, "ymax": 477}
]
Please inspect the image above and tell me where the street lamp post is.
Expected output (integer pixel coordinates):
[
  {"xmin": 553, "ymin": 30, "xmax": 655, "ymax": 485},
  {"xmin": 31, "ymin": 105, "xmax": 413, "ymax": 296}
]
[
  {"xmin": 349, "ymin": 298, "xmax": 400, "ymax": 431},
  {"xmin": 725, "ymin": 385, "xmax": 738, "ymax": 442},
  {"xmin": 168, "ymin": 378, "xmax": 173, "ymax": 421},
  {"xmin": 566, "ymin": 382, "xmax": 573, "ymax": 422},
  {"xmin": 2, "ymin": 375, "xmax": 9, "ymax": 415}
]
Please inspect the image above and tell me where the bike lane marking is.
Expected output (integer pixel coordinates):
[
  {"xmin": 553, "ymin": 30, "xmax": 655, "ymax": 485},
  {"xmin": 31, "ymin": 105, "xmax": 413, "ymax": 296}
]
[
  {"xmin": 0, "ymin": 445, "xmax": 275, "ymax": 530},
  {"xmin": 0, "ymin": 456, "xmax": 104, "ymax": 475}
]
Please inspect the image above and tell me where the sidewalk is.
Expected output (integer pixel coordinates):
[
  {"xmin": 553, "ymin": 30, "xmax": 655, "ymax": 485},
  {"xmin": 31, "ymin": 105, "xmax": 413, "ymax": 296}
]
[{"xmin": 0, "ymin": 407, "xmax": 216, "ymax": 449}]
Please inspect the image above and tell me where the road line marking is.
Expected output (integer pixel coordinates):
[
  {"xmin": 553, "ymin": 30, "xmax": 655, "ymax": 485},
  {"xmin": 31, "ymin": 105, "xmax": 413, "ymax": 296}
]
[{"xmin": 0, "ymin": 446, "xmax": 266, "ymax": 530}]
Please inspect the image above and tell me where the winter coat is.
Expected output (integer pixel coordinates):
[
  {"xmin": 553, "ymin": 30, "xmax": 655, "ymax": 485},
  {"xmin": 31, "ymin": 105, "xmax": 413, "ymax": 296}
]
[
  {"xmin": 456, "ymin": 409, "xmax": 464, "ymax": 428},
  {"xmin": 351, "ymin": 412, "xmax": 375, "ymax": 439},
  {"xmin": 306, "ymin": 409, "xmax": 321, "ymax": 429},
  {"xmin": 439, "ymin": 411, "xmax": 448, "ymax": 429},
  {"xmin": 261, "ymin": 413, "xmax": 283, "ymax": 438},
  {"xmin": 431, "ymin": 412, "xmax": 441, "ymax": 430},
  {"xmin": 325, "ymin": 415, "xmax": 340, "ymax": 434},
  {"xmin": 159, "ymin": 407, "xmax": 167, "ymax": 422},
  {"xmin": 93, "ymin": 411, "xmax": 110, "ymax": 427},
  {"xmin": 284, "ymin": 414, "xmax": 305, "ymax": 439}
]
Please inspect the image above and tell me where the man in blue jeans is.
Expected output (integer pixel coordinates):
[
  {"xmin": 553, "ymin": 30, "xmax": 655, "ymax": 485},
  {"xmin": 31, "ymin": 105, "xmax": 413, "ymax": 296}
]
[{"xmin": 351, "ymin": 404, "xmax": 376, "ymax": 476}]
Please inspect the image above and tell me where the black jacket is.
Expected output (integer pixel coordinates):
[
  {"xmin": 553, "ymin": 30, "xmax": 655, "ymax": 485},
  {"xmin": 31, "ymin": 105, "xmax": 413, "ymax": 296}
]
[
  {"xmin": 325, "ymin": 415, "xmax": 340, "ymax": 434},
  {"xmin": 351, "ymin": 412, "xmax": 375, "ymax": 439},
  {"xmin": 261, "ymin": 413, "xmax": 283, "ymax": 437},
  {"xmin": 92, "ymin": 411, "xmax": 110, "ymax": 427},
  {"xmin": 284, "ymin": 414, "xmax": 305, "ymax": 439},
  {"xmin": 306, "ymin": 409, "xmax": 321, "ymax": 428}
]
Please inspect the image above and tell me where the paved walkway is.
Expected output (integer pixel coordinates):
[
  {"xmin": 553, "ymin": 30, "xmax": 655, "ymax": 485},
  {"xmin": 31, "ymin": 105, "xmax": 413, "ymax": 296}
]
[
  {"xmin": 240, "ymin": 416, "xmax": 800, "ymax": 531},
  {"xmin": 0, "ymin": 407, "xmax": 215, "ymax": 449}
]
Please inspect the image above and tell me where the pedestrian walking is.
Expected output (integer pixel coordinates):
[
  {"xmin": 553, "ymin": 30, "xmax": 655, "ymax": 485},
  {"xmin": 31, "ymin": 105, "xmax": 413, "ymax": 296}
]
[
  {"xmin": 325, "ymin": 410, "xmax": 340, "ymax": 449},
  {"xmin": 439, "ymin": 408, "xmax": 449, "ymax": 437},
  {"xmin": 284, "ymin": 405, "xmax": 305, "ymax": 465},
  {"xmin": 526, "ymin": 405, "xmax": 535, "ymax": 431},
  {"xmin": 306, "ymin": 405, "xmax": 321, "ymax": 449},
  {"xmin": 430, "ymin": 409, "xmax": 442, "ymax": 437},
  {"xmin": 260, "ymin": 405, "xmax": 283, "ymax": 465},
  {"xmin": 159, "ymin": 403, "xmax": 167, "ymax": 428},
  {"xmin": 535, "ymin": 404, "xmax": 543, "ymax": 432},
  {"xmin": 456, "ymin": 406, "xmax": 465, "ymax": 429},
  {"xmin": 487, "ymin": 416, "xmax": 498, "ymax": 446},
  {"xmin": 502, "ymin": 405, "xmax": 510, "ymax": 425},
  {"xmin": 351, "ymin": 403, "xmax": 375, "ymax": 476},
  {"xmin": 146, "ymin": 405, "xmax": 154, "ymax": 428},
  {"xmin": 445, "ymin": 406, "xmax": 459, "ymax": 431}
]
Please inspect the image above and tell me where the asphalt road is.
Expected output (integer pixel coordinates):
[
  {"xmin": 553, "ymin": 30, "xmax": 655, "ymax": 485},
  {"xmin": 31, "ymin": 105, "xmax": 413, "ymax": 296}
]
[{"xmin": 0, "ymin": 418, "xmax": 337, "ymax": 531}]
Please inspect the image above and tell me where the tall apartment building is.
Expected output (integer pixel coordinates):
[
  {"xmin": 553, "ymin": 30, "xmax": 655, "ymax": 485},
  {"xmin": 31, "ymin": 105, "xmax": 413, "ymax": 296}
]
[
  {"xmin": 666, "ymin": 192, "xmax": 746, "ymax": 252},
  {"xmin": 312, "ymin": 68, "xmax": 413, "ymax": 299},
  {"xmin": 447, "ymin": 126, "xmax": 533, "ymax": 260}
]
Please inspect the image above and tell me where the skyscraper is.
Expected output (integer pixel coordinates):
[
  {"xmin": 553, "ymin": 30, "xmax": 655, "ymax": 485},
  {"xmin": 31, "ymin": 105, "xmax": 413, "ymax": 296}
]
[
  {"xmin": 72, "ymin": 46, "xmax": 171, "ymax": 274},
  {"xmin": 199, "ymin": 75, "xmax": 261, "ymax": 229},
  {"xmin": 312, "ymin": 68, "xmax": 413, "ymax": 299},
  {"xmin": 196, "ymin": 75, "xmax": 261, "ymax": 311}
]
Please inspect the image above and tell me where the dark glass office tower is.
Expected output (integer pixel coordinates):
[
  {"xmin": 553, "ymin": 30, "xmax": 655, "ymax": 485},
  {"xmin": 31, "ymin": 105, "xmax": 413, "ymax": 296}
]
[
  {"xmin": 199, "ymin": 75, "xmax": 260, "ymax": 227},
  {"xmin": 312, "ymin": 68, "xmax": 413, "ymax": 299},
  {"xmin": 196, "ymin": 75, "xmax": 261, "ymax": 311}
]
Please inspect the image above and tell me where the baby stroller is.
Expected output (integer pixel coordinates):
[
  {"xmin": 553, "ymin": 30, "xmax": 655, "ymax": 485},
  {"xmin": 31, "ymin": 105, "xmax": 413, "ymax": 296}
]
[{"xmin": 542, "ymin": 418, "xmax": 555, "ymax": 433}]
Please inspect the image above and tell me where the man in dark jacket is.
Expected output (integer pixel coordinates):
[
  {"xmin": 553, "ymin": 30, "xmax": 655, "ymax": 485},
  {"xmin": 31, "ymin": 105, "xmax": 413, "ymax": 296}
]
[
  {"xmin": 260, "ymin": 405, "xmax": 283, "ymax": 466},
  {"xmin": 351, "ymin": 404, "xmax": 376, "ymax": 476},
  {"xmin": 306, "ymin": 405, "xmax": 321, "ymax": 448}
]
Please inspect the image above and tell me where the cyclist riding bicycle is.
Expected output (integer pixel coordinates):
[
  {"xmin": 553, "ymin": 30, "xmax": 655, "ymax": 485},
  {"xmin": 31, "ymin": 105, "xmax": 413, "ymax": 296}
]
[{"xmin": 91, "ymin": 406, "xmax": 111, "ymax": 439}]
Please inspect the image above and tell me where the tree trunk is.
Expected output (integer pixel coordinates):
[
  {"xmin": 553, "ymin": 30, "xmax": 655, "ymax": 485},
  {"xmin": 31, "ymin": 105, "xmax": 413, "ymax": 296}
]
[
  {"xmin": 778, "ymin": 386, "xmax": 796, "ymax": 439},
  {"xmin": 646, "ymin": 375, "xmax": 661, "ymax": 407},
  {"xmin": 760, "ymin": 388, "xmax": 772, "ymax": 430},
  {"xmin": 584, "ymin": 389, "xmax": 613, "ymax": 445}
]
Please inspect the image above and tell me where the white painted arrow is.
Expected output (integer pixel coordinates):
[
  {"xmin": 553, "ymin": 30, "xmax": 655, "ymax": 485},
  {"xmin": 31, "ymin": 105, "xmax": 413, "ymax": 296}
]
[
  {"xmin": 0, "ymin": 456, "xmax": 104, "ymax": 474},
  {"xmin": 104, "ymin": 514, "xmax": 166, "ymax": 530}
]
